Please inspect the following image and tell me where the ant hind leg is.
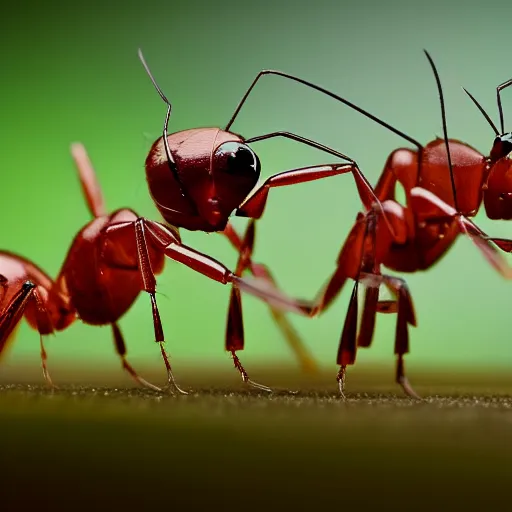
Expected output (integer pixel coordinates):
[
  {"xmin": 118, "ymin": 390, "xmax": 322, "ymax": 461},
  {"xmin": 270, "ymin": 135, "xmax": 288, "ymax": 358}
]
[{"xmin": 111, "ymin": 323, "xmax": 162, "ymax": 393}]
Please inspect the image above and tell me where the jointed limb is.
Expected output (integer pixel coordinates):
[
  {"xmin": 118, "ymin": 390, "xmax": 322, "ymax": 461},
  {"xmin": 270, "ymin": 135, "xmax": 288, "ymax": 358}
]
[
  {"xmin": 133, "ymin": 219, "xmax": 187, "ymax": 394},
  {"xmin": 111, "ymin": 322, "xmax": 162, "ymax": 392},
  {"xmin": 70, "ymin": 143, "xmax": 107, "ymax": 218},
  {"xmin": 222, "ymin": 221, "xmax": 318, "ymax": 374},
  {"xmin": 105, "ymin": 218, "xmax": 315, "ymax": 392},
  {"xmin": 225, "ymin": 221, "xmax": 272, "ymax": 392},
  {"xmin": 240, "ymin": 132, "xmax": 387, "ymax": 219},
  {"xmin": 0, "ymin": 282, "xmax": 58, "ymax": 388}
]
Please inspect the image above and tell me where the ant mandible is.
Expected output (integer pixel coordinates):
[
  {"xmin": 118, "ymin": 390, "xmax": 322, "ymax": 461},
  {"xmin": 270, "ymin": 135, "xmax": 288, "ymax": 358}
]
[
  {"xmin": 137, "ymin": 49, "xmax": 408, "ymax": 387},
  {"xmin": 0, "ymin": 144, "xmax": 315, "ymax": 392},
  {"xmin": 310, "ymin": 50, "xmax": 512, "ymax": 398}
]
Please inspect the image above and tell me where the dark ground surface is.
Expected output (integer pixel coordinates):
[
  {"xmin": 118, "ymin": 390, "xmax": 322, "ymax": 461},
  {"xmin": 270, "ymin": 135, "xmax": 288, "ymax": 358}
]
[{"xmin": 1, "ymin": 366, "xmax": 511, "ymax": 510}]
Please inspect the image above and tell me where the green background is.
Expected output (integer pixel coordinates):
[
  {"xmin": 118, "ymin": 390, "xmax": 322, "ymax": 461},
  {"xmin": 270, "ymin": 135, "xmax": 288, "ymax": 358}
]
[{"xmin": 2, "ymin": 0, "xmax": 511, "ymax": 384}]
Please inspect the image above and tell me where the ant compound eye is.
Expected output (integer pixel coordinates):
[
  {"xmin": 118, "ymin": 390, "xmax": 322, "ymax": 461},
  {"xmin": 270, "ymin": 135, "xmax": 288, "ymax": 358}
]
[
  {"xmin": 215, "ymin": 142, "xmax": 261, "ymax": 176},
  {"xmin": 491, "ymin": 133, "xmax": 512, "ymax": 161}
]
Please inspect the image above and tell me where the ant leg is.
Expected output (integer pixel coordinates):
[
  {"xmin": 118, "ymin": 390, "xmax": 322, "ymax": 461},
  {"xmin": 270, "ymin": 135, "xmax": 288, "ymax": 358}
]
[
  {"xmin": 412, "ymin": 187, "xmax": 512, "ymax": 278},
  {"xmin": 0, "ymin": 282, "xmax": 59, "ymax": 389},
  {"xmin": 241, "ymin": 132, "xmax": 379, "ymax": 215},
  {"xmin": 142, "ymin": 219, "xmax": 316, "ymax": 316},
  {"xmin": 457, "ymin": 216, "xmax": 512, "ymax": 278},
  {"xmin": 225, "ymin": 221, "xmax": 272, "ymax": 392},
  {"xmin": 231, "ymin": 349, "xmax": 271, "ymax": 393},
  {"xmin": 379, "ymin": 274, "xmax": 419, "ymax": 399},
  {"xmin": 38, "ymin": 334, "xmax": 54, "ymax": 388},
  {"xmin": 337, "ymin": 269, "xmax": 417, "ymax": 399},
  {"xmin": 133, "ymin": 219, "xmax": 187, "ymax": 395},
  {"xmin": 0, "ymin": 281, "xmax": 36, "ymax": 356},
  {"xmin": 336, "ymin": 281, "xmax": 359, "ymax": 399},
  {"xmin": 357, "ymin": 287, "xmax": 380, "ymax": 348},
  {"xmin": 222, "ymin": 221, "xmax": 318, "ymax": 374},
  {"xmin": 332, "ymin": 206, "xmax": 410, "ymax": 397},
  {"xmin": 334, "ymin": 210, "xmax": 380, "ymax": 398},
  {"xmin": 70, "ymin": 143, "xmax": 107, "ymax": 218},
  {"xmin": 31, "ymin": 287, "xmax": 58, "ymax": 389},
  {"xmin": 314, "ymin": 215, "xmax": 367, "ymax": 314},
  {"xmin": 137, "ymin": 220, "xmax": 317, "ymax": 388},
  {"xmin": 374, "ymin": 148, "xmax": 420, "ymax": 202},
  {"xmin": 241, "ymin": 133, "xmax": 403, "ymax": 245},
  {"xmin": 111, "ymin": 323, "xmax": 162, "ymax": 392}
]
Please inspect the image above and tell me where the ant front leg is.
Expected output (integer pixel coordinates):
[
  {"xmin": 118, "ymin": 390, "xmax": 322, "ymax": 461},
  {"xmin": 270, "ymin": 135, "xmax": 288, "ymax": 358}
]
[
  {"xmin": 222, "ymin": 221, "xmax": 318, "ymax": 374},
  {"xmin": 240, "ymin": 131, "xmax": 381, "ymax": 219},
  {"xmin": 141, "ymin": 219, "xmax": 316, "ymax": 390},
  {"xmin": 133, "ymin": 219, "xmax": 188, "ymax": 395}
]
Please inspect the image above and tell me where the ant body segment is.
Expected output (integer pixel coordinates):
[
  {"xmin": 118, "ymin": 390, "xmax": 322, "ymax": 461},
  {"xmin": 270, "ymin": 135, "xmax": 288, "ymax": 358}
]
[
  {"xmin": 313, "ymin": 51, "xmax": 512, "ymax": 398},
  {"xmin": 138, "ymin": 49, "xmax": 405, "ymax": 386},
  {"xmin": 0, "ymin": 144, "xmax": 314, "ymax": 392}
]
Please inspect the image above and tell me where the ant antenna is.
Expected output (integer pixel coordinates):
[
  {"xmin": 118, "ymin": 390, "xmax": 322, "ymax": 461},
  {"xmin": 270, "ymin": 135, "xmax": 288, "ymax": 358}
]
[
  {"xmin": 497, "ymin": 78, "xmax": 512, "ymax": 134},
  {"xmin": 226, "ymin": 70, "xmax": 423, "ymax": 151},
  {"xmin": 423, "ymin": 50, "xmax": 458, "ymax": 212},
  {"xmin": 462, "ymin": 87, "xmax": 499, "ymax": 136},
  {"xmin": 138, "ymin": 49, "xmax": 196, "ymax": 210}
]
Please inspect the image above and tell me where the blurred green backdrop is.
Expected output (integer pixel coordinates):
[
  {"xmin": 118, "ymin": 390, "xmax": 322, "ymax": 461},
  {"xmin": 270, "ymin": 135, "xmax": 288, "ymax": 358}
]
[{"xmin": 1, "ymin": 0, "xmax": 511, "ymax": 383}]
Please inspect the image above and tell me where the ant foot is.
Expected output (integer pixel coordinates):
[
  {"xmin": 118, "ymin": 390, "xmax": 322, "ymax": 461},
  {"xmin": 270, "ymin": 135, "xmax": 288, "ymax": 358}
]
[{"xmin": 398, "ymin": 376, "xmax": 422, "ymax": 400}]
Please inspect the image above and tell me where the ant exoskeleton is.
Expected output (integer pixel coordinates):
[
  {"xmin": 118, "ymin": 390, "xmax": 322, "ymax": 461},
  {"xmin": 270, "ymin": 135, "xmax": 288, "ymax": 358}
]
[
  {"xmin": 137, "ymin": 49, "xmax": 409, "ymax": 386},
  {"xmin": 310, "ymin": 50, "xmax": 512, "ymax": 398},
  {"xmin": 0, "ymin": 143, "xmax": 315, "ymax": 392}
]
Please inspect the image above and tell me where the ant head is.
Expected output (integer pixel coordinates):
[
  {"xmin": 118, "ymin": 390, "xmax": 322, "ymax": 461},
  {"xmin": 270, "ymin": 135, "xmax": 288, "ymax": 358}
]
[
  {"xmin": 139, "ymin": 50, "xmax": 260, "ymax": 232},
  {"xmin": 462, "ymin": 85, "xmax": 512, "ymax": 218},
  {"xmin": 146, "ymin": 128, "xmax": 260, "ymax": 232},
  {"xmin": 490, "ymin": 132, "xmax": 512, "ymax": 163}
]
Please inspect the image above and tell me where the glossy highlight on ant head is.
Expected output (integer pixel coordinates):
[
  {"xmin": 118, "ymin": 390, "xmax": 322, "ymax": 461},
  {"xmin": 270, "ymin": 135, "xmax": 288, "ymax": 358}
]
[{"xmin": 145, "ymin": 128, "xmax": 261, "ymax": 232}]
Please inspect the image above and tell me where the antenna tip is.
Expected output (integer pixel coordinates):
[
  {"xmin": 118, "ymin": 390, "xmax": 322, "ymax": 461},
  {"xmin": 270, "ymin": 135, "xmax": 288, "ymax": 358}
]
[
  {"xmin": 423, "ymin": 49, "xmax": 434, "ymax": 61},
  {"xmin": 138, "ymin": 48, "xmax": 147, "ymax": 64}
]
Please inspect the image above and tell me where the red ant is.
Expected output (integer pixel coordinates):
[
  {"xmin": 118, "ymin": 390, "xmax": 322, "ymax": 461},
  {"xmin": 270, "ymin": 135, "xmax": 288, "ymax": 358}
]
[
  {"xmin": 137, "ymin": 50, "xmax": 409, "ymax": 388},
  {"xmin": 0, "ymin": 144, "xmax": 315, "ymax": 392},
  {"xmin": 307, "ymin": 50, "xmax": 512, "ymax": 398},
  {"xmin": 145, "ymin": 45, "xmax": 512, "ymax": 398}
]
